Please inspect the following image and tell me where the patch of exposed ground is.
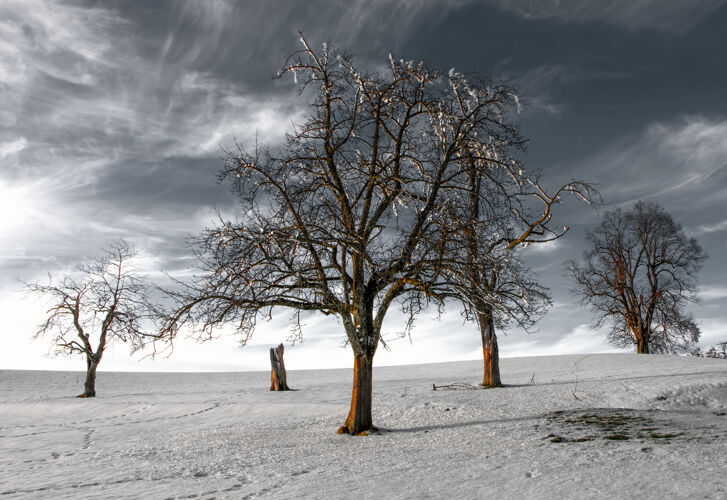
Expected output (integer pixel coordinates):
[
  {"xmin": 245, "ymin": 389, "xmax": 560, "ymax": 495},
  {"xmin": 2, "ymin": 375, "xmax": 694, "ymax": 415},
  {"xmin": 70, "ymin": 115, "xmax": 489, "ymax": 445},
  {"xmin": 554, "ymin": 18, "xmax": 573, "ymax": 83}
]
[{"xmin": 539, "ymin": 408, "xmax": 725, "ymax": 444}]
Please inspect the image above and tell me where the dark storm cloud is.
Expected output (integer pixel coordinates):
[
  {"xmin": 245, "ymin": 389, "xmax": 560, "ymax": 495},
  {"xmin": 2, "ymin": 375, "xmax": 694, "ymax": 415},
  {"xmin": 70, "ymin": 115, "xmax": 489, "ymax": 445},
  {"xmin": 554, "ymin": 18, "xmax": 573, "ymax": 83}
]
[{"xmin": 3, "ymin": 0, "xmax": 727, "ymax": 369}]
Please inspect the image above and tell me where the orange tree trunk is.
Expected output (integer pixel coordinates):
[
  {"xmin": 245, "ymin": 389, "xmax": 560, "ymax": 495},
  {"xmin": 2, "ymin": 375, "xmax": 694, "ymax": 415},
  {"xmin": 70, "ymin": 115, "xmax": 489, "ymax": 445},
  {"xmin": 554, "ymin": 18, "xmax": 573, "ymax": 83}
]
[
  {"xmin": 636, "ymin": 333, "xmax": 650, "ymax": 354},
  {"xmin": 338, "ymin": 354, "xmax": 375, "ymax": 435},
  {"xmin": 480, "ymin": 310, "xmax": 501, "ymax": 388}
]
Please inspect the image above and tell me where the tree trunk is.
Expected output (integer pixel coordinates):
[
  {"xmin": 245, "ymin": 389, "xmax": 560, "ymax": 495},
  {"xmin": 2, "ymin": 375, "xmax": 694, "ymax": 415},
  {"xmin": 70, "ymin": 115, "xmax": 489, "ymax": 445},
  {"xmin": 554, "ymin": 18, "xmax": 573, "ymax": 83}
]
[
  {"xmin": 338, "ymin": 353, "xmax": 375, "ymax": 435},
  {"xmin": 479, "ymin": 310, "xmax": 501, "ymax": 388},
  {"xmin": 269, "ymin": 343, "xmax": 290, "ymax": 391},
  {"xmin": 636, "ymin": 333, "xmax": 650, "ymax": 354},
  {"xmin": 79, "ymin": 355, "xmax": 98, "ymax": 398}
]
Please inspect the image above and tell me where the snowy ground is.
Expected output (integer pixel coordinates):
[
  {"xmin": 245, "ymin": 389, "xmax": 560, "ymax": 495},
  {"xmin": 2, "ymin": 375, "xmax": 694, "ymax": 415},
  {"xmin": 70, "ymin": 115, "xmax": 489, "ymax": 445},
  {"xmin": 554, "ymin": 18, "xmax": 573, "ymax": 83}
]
[{"xmin": 1, "ymin": 353, "xmax": 727, "ymax": 499}]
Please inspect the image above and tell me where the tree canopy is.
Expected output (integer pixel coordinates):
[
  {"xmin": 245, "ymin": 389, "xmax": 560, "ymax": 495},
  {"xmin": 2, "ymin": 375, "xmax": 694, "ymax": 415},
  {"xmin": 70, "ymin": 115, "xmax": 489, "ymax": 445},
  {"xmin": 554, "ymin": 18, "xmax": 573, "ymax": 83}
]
[{"xmin": 567, "ymin": 201, "xmax": 707, "ymax": 354}]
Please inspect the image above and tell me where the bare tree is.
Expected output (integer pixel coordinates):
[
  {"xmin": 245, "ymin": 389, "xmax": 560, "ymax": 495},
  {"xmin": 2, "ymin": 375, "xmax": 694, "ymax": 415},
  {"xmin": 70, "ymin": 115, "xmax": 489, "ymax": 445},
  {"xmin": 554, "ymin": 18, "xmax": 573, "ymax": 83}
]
[
  {"xmin": 691, "ymin": 342, "xmax": 727, "ymax": 359},
  {"xmin": 160, "ymin": 37, "xmax": 586, "ymax": 434},
  {"xmin": 440, "ymin": 167, "xmax": 594, "ymax": 387},
  {"xmin": 421, "ymin": 80, "xmax": 597, "ymax": 388},
  {"xmin": 25, "ymin": 241, "xmax": 154, "ymax": 397},
  {"xmin": 567, "ymin": 201, "xmax": 707, "ymax": 354}
]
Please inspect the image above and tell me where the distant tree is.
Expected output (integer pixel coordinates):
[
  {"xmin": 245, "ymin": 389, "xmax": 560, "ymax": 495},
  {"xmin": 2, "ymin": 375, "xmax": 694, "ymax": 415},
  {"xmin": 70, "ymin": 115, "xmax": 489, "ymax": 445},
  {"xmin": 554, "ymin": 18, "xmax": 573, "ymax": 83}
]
[
  {"xmin": 567, "ymin": 201, "xmax": 707, "ymax": 354},
  {"xmin": 691, "ymin": 342, "xmax": 727, "ymax": 359},
  {"xmin": 26, "ymin": 241, "xmax": 154, "ymax": 397},
  {"xmin": 159, "ymin": 37, "xmax": 590, "ymax": 434}
]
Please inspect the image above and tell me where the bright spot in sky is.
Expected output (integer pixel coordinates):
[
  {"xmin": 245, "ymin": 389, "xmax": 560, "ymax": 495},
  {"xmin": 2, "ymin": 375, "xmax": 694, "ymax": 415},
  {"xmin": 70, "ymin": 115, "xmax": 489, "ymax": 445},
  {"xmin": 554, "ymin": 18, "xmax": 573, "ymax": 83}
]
[
  {"xmin": 0, "ymin": 137, "xmax": 27, "ymax": 158},
  {"xmin": 0, "ymin": 177, "xmax": 56, "ymax": 242},
  {"xmin": 0, "ymin": 179, "xmax": 27, "ymax": 233}
]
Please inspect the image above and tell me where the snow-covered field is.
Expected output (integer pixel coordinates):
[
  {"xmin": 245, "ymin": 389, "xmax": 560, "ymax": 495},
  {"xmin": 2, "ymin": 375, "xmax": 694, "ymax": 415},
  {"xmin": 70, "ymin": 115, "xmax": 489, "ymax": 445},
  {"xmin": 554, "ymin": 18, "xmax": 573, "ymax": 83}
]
[{"xmin": 1, "ymin": 353, "xmax": 726, "ymax": 499}]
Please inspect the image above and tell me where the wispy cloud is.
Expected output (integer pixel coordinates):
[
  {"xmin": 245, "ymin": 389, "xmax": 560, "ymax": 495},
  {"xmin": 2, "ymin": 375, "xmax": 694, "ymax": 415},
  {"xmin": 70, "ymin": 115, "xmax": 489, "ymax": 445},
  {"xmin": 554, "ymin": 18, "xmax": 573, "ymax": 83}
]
[
  {"xmin": 696, "ymin": 219, "xmax": 727, "ymax": 235},
  {"xmin": 506, "ymin": 64, "xmax": 630, "ymax": 118},
  {"xmin": 512, "ymin": 65, "xmax": 573, "ymax": 118},
  {"xmin": 523, "ymin": 239, "xmax": 563, "ymax": 253},
  {"xmin": 491, "ymin": 0, "xmax": 726, "ymax": 33},
  {"xmin": 698, "ymin": 286, "xmax": 727, "ymax": 301},
  {"xmin": 1, "ymin": 2, "xmax": 300, "ymax": 170},
  {"xmin": 694, "ymin": 318, "xmax": 727, "ymax": 347},
  {"xmin": 3, "ymin": 0, "xmax": 496, "ymax": 283},
  {"xmin": 0, "ymin": 137, "xmax": 26, "ymax": 158},
  {"xmin": 0, "ymin": 0, "xmax": 309, "ymax": 277},
  {"xmin": 583, "ymin": 115, "xmax": 727, "ymax": 207}
]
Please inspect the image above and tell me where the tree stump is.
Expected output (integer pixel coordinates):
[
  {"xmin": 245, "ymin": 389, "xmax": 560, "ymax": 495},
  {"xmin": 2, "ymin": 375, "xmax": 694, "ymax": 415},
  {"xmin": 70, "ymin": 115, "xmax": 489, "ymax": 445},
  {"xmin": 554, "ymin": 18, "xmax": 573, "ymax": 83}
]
[{"xmin": 270, "ymin": 343, "xmax": 290, "ymax": 391}]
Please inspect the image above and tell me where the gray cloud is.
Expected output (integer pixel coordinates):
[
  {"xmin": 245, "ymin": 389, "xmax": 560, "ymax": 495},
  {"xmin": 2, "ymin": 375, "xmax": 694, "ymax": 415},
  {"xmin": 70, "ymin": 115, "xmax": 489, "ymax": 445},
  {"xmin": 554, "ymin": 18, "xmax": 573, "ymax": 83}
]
[
  {"xmin": 697, "ymin": 220, "xmax": 727, "ymax": 235},
  {"xmin": 699, "ymin": 286, "xmax": 727, "ymax": 301},
  {"xmin": 0, "ymin": 0, "xmax": 308, "ymax": 278},
  {"xmin": 1, "ymin": 0, "xmax": 484, "ymax": 281},
  {"xmin": 0, "ymin": 138, "xmax": 27, "ymax": 158},
  {"xmin": 508, "ymin": 64, "xmax": 632, "ymax": 118},
  {"xmin": 582, "ymin": 116, "xmax": 727, "ymax": 210}
]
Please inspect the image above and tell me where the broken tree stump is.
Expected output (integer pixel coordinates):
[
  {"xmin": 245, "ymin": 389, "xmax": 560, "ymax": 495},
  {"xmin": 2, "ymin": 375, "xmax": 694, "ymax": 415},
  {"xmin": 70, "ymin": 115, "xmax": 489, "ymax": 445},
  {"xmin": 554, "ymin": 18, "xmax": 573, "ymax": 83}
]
[{"xmin": 270, "ymin": 343, "xmax": 290, "ymax": 391}]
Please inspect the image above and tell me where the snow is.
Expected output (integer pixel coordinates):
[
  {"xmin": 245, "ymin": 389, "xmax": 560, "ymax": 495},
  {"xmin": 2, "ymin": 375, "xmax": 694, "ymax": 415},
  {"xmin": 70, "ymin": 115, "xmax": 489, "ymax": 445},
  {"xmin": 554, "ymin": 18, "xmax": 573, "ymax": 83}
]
[{"xmin": 1, "ymin": 353, "xmax": 726, "ymax": 499}]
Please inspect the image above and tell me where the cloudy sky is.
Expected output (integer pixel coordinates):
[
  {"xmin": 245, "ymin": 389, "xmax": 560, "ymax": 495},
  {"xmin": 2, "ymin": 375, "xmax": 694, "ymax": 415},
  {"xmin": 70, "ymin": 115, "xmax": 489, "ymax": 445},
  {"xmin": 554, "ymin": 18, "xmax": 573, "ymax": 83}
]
[{"xmin": 2, "ymin": 0, "xmax": 727, "ymax": 373}]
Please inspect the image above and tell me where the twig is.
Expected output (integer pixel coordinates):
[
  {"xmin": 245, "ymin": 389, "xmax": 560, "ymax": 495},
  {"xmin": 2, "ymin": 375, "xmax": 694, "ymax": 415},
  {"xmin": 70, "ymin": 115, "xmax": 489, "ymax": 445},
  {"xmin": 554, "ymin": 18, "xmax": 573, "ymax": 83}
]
[
  {"xmin": 432, "ymin": 382, "xmax": 478, "ymax": 391},
  {"xmin": 571, "ymin": 354, "xmax": 591, "ymax": 400}
]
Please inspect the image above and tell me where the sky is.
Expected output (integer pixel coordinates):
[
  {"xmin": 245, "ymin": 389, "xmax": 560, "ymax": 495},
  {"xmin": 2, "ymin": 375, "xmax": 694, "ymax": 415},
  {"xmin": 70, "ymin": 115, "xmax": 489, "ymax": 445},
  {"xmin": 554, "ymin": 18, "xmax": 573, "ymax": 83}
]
[{"xmin": 2, "ymin": 0, "xmax": 727, "ymax": 373}]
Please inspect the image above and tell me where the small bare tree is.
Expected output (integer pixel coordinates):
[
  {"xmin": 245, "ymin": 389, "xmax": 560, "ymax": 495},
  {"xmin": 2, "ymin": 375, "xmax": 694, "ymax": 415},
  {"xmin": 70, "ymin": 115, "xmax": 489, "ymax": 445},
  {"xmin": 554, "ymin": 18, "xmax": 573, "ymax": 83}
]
[
  {"xmin": 25, "ymin": 241, "xmax": 154, "ymax": 397},
  {"xmin": 567, "ymin": 201, "xmax": 707, "ymax": 354}
]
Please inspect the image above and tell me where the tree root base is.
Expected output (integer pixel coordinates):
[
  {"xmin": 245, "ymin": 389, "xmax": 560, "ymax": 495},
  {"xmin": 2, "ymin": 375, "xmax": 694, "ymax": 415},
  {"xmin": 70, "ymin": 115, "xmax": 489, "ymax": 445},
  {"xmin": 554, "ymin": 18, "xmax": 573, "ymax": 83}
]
[
  {"xmin": 76, "ymin": 394, "xmax": 95, "ymax": 398},
  {"xmin": 480, "ymin": 383, "xmax": 502, "ymax": 389},
  {"xmin": 337, "ymin": 425, "xmax": 378, "ymax": 436}
]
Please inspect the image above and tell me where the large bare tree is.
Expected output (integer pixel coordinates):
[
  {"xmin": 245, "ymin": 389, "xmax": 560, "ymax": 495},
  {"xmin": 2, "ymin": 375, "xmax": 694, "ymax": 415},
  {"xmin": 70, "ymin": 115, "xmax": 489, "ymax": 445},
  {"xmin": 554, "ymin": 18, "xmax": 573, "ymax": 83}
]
[
  {"xmin": 26, "ymin": 241, "xmax": 154, "ymax": 397},
  {"xmin": 567, "ymin": 201, "xmax": 706, "ymax": 354},
  {"xmin": 161, "ymin": 38, "xmax": 585, "ymax": 434}
]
